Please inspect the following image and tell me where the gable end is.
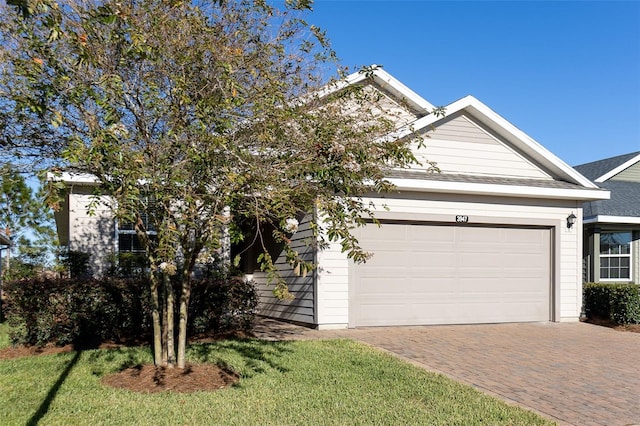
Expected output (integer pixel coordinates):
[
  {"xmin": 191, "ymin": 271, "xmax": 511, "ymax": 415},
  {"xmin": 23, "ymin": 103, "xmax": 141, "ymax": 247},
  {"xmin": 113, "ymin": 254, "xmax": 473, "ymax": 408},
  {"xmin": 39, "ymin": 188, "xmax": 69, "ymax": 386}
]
[
  {"xmin": 414, "ymin": 111, "xmax": 553, "ymax": 180},
  {"xmin": 609, "ymin": 161, "xmax": 640, "ymax": 182}
]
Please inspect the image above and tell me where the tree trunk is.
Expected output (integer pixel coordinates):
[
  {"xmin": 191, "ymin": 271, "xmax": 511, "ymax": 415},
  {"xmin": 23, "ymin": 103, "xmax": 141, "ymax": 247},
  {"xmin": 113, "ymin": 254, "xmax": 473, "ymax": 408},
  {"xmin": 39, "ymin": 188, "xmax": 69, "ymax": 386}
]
[
  {"xmin": 160, "ymin": 277, "xmax": 168, "ymax": 366},
  {"xmin": 165, "ymin": 272, "xmax": 175, "ymax": 367},
  {"xmin": 149, "ymin": 273, "xmax": 163, "ymax": 366},
  {"xmin": 176, "ymin": 273, "xmax": 191, "ymax": 369}
]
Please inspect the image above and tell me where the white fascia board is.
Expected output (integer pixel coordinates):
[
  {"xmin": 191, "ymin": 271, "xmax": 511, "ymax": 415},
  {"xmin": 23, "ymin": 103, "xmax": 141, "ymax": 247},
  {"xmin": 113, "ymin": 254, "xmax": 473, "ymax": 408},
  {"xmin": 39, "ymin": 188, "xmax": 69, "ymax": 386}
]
[
  {"xmin": 407, "ymin": 96, "xmax": 599, "ymax": 189},
  {"xmin": 583, "ymin": 215, "xmax": 640, "ymax": 225},
  {"xmin": 388, "ymin": 178, "xmax": 610, "ymax": 201},
  {"xmin": 316, "ymin": 67, "xmax": 434, "ymax": 115},
  {"xmin": 369, "ymin": 68, "xmax": 435, "ymax": 113},
  {"xmin": 47, "ymin": 171, "xmax": 100, "ymax": 185},
  {"xmin": 595, "ymin": 153, "xmax": 640, "ymax": 182}
]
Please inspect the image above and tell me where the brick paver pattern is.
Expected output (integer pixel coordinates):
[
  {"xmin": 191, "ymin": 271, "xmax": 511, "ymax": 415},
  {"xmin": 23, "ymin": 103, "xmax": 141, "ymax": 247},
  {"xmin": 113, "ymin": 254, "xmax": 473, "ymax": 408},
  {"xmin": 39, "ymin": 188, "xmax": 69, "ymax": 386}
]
[{"xmin": 254, "ymin": 319, "xmax": 640, "ymax": 426}]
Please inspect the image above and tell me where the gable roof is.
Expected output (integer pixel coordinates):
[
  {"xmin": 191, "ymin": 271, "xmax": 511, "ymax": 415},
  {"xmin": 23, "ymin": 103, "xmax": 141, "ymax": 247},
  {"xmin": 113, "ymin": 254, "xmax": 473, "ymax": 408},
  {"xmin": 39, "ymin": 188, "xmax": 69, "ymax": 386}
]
[
  {"xmin": 574, "ymin": 152, "xmax": 640, "ymax": 183},
  {"xmin": 319, "ymin": 66, "xmax": 435, "ymax": 116},
  {"xmin": 386, "ymin": 93, "xmax": 605, "ymax": 196}
]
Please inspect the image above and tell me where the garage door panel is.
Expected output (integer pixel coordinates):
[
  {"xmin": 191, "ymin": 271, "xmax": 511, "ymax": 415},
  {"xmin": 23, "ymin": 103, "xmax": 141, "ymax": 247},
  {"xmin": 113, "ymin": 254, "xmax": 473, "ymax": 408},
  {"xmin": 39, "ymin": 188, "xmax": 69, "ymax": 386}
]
[{"xmin": 350, "ymin": 223, "xmax": 551, "ymax": 326}]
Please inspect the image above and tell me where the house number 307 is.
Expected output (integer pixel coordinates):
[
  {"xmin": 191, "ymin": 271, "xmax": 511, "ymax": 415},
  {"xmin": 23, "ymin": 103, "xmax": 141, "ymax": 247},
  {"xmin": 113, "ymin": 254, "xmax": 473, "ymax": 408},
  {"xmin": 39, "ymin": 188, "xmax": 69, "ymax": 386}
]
[{"xmin": 456, "ymin": 215, "xmax": 469, "ymax": 223}]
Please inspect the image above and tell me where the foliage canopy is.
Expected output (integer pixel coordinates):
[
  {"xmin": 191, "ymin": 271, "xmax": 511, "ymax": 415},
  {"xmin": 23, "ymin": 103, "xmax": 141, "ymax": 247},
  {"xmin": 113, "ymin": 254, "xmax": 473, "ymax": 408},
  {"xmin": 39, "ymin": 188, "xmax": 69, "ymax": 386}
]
[{"xmin": 0, "ymin": 0, "xmax": 431, "ymax": 367}]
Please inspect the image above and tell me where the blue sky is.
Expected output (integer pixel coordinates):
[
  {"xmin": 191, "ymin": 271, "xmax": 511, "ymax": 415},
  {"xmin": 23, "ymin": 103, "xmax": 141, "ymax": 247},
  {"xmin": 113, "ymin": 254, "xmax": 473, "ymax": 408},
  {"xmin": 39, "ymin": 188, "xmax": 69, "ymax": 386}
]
[{"xmin": 305, "ymin": 0, "xmax": 640, "ymax": 166}]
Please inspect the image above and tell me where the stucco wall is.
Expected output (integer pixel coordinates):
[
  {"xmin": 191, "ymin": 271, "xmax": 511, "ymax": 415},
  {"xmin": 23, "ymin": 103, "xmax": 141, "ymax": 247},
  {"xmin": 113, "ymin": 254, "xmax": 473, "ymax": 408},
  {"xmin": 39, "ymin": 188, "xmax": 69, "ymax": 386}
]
[{"xmin": 67, "ymin": 187, "xmax": 115, "ymax": 276}]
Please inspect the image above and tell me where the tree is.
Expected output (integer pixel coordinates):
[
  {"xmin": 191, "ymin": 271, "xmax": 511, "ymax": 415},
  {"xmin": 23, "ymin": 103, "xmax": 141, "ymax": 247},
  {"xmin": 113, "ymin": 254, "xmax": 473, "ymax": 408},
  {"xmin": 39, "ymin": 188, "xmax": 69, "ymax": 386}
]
[
  {"xmin": 0, "ymin": 0, "xmax": 431, "ymax": 368},
  {"xmin": 0, "ymin": 164, "xmax": 56, "ymax": 278}
]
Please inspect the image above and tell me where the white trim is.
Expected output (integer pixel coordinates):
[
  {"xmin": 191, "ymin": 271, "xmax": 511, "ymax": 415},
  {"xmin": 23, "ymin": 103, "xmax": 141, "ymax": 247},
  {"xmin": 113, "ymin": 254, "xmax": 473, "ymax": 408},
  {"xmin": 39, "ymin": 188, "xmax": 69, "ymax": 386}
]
[
  {"xmin": 369, "ymin": 68, "xmax": 435, "ymax": 113},
  {"xmin": 317, "ymin": 66, "xmax": 434, "ymax": 114},
  {"xmin": 388, "ymin": 178, "xmax": 610, "ymax": 201},
  {"xmin": 584, "ymin": 215, "xmax": 640, "ymax": 225},
  {"xmin": 598, "ymin": 231, "xmax": 632, "ymax": 282},
  {"xmin": 594, "ymin": 153, "xmax": 640, "ymax": 182},
  {"xmin": 47, "ymin": 171, "xmax": 100, "ymax": 185}
]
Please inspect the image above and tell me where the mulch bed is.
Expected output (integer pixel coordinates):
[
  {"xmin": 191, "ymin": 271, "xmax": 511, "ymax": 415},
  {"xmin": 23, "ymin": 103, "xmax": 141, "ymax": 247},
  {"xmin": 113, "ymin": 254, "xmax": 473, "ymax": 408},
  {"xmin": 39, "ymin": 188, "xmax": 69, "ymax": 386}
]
[
  {"xmin": 0, "ymin": 343, "xmax": 75, "ymax": 360},
  {"xmin": 101, "ymin": 363, "xmax": 239, "ymax": 393},
  {"xmin": 0, "ymin": 334, "xmax": 246, "ymax": 393}
]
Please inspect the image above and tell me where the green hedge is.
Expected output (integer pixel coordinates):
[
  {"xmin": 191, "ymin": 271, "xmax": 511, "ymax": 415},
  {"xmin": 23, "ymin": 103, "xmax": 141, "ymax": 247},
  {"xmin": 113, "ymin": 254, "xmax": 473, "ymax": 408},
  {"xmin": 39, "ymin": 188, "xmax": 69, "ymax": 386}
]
[
  {"xmin": 3, "ymin": 276, "xmax": 258, "ymax": 347},
  {"xmin": 583, "ymin": 282, "xmax": 640, "ymax": 324}
]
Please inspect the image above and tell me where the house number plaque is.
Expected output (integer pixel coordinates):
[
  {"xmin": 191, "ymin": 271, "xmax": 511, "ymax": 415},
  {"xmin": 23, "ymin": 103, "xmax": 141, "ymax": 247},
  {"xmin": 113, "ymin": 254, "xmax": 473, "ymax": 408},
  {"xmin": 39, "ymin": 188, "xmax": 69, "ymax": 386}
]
[{"xmin": 455, "ymin": 215, "xmax": 469, "ymax": 223}]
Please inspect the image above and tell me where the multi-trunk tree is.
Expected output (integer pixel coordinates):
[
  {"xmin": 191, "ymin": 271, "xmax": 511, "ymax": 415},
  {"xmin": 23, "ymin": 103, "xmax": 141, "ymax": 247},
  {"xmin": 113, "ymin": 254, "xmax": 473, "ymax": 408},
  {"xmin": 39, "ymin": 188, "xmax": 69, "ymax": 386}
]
[{"xmin": 0, "ymin": 0, "xmax": 430, "ymax": 368}]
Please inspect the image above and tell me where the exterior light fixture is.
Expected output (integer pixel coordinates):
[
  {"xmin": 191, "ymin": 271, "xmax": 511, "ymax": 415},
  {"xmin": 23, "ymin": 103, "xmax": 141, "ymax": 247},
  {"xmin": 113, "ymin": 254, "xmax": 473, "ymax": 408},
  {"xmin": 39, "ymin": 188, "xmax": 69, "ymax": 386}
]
[{"xmin": 567, "ymin": 213, "xmax": 577, "ymax": 229}]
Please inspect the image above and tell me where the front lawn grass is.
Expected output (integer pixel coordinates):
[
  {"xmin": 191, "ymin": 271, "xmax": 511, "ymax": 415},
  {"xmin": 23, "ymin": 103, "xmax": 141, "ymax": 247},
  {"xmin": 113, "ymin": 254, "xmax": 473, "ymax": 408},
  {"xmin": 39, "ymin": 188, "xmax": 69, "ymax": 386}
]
[
  {"xmin": 0, "ymin": 322, "xmax": 11, "ymax": 349},
  {"xmin": 0, "ymin": 337, "xmax": 553, "ymax": 425}
]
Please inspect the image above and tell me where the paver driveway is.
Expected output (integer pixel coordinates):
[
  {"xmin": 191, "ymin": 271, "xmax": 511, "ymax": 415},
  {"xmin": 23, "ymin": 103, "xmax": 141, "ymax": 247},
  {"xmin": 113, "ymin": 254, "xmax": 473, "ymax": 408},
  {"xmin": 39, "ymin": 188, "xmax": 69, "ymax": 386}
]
[{"xmin": 254, "ymin": 319, "xmax": 640, "ymax": 426}]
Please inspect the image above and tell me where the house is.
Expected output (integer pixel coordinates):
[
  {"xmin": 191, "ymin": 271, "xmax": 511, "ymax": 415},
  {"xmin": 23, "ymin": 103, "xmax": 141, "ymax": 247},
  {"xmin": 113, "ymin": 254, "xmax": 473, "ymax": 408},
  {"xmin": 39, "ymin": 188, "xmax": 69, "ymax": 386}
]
[
  {"xmin": 574, "ymin": 152, "xmax": 640, "ymax": 283},
  {"xmin": 248, "ymin": 68, "xmax": 609, "ymax": 328},
  {"xmin": 0, "ymin": 230, "xmax": 10, "ymax": 247},
  {"xmin": 51, "ymin": 173, "xmax": 113, "ymax": 275},
  {"xmin": 52, "ymin": 68, "xmax": 609, "ymax": 328}
]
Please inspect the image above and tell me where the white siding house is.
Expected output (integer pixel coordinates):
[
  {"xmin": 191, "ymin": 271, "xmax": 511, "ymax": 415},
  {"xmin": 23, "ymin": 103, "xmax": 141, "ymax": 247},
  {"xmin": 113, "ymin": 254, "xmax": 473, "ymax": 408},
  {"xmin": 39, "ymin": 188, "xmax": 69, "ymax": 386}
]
[
  {"xmin": 251, "ymin": 68, "xmax": 608, "ymax": 329},
  {"xmin": 51, "ymin": 67, "xmax": 609, "ymax": 328}
]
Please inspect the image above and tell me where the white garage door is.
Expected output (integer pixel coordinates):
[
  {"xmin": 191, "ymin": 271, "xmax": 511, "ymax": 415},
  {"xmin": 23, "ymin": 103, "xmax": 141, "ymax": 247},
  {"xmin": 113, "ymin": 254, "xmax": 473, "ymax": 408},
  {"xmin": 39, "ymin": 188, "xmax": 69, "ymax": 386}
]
[{"xmin": 350, "ymin": 223, "xmax": 551, "ymax": 327}]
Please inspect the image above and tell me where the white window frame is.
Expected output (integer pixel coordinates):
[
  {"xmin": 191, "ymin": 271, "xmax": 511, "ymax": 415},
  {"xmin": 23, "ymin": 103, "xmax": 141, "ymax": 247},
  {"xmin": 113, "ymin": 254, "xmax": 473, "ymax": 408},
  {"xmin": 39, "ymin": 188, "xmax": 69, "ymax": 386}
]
[{"xmin": 599, "ymin": 231, "xmax": 632, "ymax": 282}]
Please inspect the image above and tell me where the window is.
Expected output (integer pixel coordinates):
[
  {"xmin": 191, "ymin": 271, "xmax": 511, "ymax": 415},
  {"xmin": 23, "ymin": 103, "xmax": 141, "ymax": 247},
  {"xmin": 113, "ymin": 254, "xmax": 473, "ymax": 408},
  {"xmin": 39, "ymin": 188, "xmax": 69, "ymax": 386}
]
[
  {"xmin": 117, "ymin": 209, "xmax": 157, "ymax": 277},
  {"xmin": 117, "ymin": 213, "xmax": 155, "ymax": 253},
  {"xmin": 600, "ymin": 232, "xmax": 632, "ymax": 280}
]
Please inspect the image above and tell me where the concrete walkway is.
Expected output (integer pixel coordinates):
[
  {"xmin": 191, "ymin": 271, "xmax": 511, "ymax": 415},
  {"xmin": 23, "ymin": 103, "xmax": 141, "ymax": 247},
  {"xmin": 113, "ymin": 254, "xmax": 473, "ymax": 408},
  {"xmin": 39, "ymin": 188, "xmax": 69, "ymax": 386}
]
[{"xmin": 253, "ymin": 319, "xmax": 640, "ymax": 426}]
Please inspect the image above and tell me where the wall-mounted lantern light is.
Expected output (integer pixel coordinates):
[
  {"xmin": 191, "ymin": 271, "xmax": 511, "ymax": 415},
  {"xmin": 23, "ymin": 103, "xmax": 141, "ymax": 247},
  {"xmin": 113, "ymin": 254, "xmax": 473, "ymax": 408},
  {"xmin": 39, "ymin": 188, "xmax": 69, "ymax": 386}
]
[{"xmin": 567, "ymin": 213, "xmax": 577, "ymax": 229}]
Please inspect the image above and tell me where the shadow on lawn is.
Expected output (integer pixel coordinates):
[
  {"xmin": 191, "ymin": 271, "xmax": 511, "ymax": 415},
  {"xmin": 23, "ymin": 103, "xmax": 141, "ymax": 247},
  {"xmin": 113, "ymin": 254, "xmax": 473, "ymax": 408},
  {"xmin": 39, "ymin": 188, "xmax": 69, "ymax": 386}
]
[
  {"xmin": 27, "ymin": 350, "xmax": 82, "ymax": 426},
  {"xmin": 83, "ymin": 337, "xmax": 295, "ymax": 380},
  {"xmin": 187, "ymin": 339, "xmax": 295, "ymax": 378}
]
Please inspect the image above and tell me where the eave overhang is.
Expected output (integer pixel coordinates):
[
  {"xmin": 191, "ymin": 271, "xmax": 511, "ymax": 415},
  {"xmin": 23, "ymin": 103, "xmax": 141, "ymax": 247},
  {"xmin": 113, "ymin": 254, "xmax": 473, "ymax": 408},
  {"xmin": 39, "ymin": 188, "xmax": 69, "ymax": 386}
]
[
  {"xmin": 388, "ymin": 177, "xmax": 610, "ymax": 201},
  {"xmin": 583, "ymin": 215, "xmax": 640, "ymax": 225}
]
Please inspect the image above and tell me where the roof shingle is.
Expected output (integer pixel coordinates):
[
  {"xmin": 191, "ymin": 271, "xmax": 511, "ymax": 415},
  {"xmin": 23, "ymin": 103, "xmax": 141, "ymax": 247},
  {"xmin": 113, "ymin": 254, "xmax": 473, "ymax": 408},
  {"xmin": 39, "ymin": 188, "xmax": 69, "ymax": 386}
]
[{"xmin": 574, "ymin": 152, "xmax": 640, "ymax": 181}]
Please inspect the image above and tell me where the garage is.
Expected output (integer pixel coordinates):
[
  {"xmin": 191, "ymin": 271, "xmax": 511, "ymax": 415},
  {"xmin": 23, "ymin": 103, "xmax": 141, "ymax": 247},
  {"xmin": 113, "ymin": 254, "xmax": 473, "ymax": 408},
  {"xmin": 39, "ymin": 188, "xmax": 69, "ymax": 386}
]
[{"xmin": 349, "ymin": 222, "xmax": 552, "ymax": 327}]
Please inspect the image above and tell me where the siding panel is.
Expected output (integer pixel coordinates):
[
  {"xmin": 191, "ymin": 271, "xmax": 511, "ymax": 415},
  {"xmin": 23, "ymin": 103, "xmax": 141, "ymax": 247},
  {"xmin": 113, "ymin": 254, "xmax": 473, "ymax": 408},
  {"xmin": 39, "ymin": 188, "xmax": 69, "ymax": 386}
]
[
  {"xmin": 611, "ymin": 162, "xmax": 640, "ymax": 182},
  {"xmin": 411, "ymin": 113, "xmax": 552, "ymax": 179},
  {"xmin": 255, "ymin": 213, "xmax": 316, "ymax": 325}
]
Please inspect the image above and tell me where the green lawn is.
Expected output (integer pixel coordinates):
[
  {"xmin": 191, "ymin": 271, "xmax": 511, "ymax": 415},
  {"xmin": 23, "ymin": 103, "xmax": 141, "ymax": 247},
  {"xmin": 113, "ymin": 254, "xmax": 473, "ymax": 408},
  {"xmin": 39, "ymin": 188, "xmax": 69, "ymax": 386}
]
[
  {"xmin": 0, "ymin": 322, "xmax": 11, "ymax": 349},
  {"xmin": 0, "ymin": 333, "xmax": 554, "ymax": 425}
]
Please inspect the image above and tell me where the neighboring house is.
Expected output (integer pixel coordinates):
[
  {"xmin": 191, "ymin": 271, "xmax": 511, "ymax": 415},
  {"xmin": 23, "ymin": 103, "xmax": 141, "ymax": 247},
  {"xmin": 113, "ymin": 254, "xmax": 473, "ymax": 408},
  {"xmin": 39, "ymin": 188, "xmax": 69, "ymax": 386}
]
[
  {"xmin": 0, "ymin": 230, "xmax": 10, "ymax": 247},
  {"xmin": 52, "ymin": 68, "xmax": 609, "ymax": 328},
  {"xmin": 574, "ymin": 152, "xmax": 640, "ymax": 284},
  {"xmin": 52, "ymin": 173, "xmax": 115, "ymax": 275}
]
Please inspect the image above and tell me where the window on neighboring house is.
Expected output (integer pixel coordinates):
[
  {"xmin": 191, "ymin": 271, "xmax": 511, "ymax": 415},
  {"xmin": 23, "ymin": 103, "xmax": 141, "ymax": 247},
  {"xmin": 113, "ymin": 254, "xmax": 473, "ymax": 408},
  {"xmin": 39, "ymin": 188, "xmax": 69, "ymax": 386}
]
[
  {"xmin": 600, "ymin": 232, "xmax": 632, "ymax": 280},
  {"xmin": 117, "ymin": 210, "xmax": 156, "ymax": 276},
  {"xmin": 117, "ymin": 211, "xmax": 156, "ymax": 253}
]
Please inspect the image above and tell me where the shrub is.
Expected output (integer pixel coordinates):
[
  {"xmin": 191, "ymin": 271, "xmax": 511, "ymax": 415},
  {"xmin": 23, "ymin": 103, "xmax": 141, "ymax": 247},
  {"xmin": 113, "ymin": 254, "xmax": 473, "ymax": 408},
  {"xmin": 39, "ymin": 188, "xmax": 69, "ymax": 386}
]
[
  {"xmin": 3, "ymin": 277, "xmax": 150, "ymax": 346},
  {"xmin": 583, "ymin": 283, "xmax": 640, "ymax": 324},
  {"xmin": 3, "ymin": 275, "xmax": 258, "ymax": 347},
  {"xmin": 58, "ymin": 250, "xmax": 92, "ymax": 278},
  {"xmin": 188, "ymin": 276, "xmax": 258, "ymax": 335}
]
